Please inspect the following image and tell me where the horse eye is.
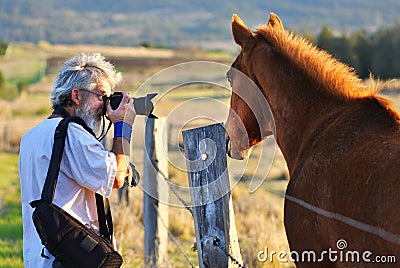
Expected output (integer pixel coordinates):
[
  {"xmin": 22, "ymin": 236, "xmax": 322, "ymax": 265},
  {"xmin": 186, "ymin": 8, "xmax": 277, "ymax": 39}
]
[{"xmin": 226, "ymin": 74, "xmax": 232, "ymax": 84}]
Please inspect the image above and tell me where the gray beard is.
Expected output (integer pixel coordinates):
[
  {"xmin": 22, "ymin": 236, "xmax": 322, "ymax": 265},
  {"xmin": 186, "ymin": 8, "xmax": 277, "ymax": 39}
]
[{"xmin": 76, "ymin": 102, "xmax": 102, "ymax": 136}]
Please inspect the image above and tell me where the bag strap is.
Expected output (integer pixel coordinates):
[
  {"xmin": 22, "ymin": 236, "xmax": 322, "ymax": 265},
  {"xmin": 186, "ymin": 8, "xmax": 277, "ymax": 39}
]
[
  {"xmin": 41, "ymin": 116, "xmax": 113, "ymax": 242},
  {"xmin": 41, "ymin": 117, "xmax": 93, "ymax": 201},
  {"xmin": 96, "ymin": 194, "xmax": 113, "ymax": 241}
]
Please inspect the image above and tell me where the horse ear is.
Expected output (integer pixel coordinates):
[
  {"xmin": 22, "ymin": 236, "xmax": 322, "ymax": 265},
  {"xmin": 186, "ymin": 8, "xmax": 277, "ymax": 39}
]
[
  {"xmin": 232, "ymin": 14, "xmax": 254, "ymax": 47},
  {"xmin": 267, "ymin": 13, "xmax": 284, "ymax": 31}
]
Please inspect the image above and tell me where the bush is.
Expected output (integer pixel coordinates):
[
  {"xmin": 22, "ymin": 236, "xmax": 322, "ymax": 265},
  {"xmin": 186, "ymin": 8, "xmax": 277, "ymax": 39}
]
[
  {"xmin": 0, "ymin": 42, "xmax": 8, "ymax": 56},
  {"xmin": 0, "ymin": 71, "xmax": 5, "ymax": 89},
  {"xmin": 17, "ymin": 81, "xmax": 28, "ymax": 94}
]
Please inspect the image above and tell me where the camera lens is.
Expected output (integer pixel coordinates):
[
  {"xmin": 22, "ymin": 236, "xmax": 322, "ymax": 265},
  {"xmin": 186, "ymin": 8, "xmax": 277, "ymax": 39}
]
[{"xmin": 110, "ymin": 92, "xmax": 123, "ymax": 110}]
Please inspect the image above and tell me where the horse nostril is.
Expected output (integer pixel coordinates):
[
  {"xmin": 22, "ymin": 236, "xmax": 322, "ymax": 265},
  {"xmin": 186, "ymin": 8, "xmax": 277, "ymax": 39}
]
[{"xmin": 225, "ymin": 135, "xmax": 231, "ymax": 153}]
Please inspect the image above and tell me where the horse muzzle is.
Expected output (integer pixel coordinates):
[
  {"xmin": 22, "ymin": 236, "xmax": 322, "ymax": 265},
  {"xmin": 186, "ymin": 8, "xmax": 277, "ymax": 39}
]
[{"xmin": 225, "ymin": 134, "xmax": 252, "ymax": 160}]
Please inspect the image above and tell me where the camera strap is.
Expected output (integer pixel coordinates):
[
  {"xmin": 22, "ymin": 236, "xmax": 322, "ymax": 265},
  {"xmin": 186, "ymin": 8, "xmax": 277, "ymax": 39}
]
[
  {"xmin": 96, "ymin": 114, "xmax": 112, "ymax": 142},
  {"xmin": 51, "ymin": 106, "xmax": 71, "ymax": 119},
  {"xmin": 52, "ymin": 106, "xmax": 112, "ymax": 142},
  {"xmin": 41, "ymin": 116, "xmax": 114, "ymax": 243}
]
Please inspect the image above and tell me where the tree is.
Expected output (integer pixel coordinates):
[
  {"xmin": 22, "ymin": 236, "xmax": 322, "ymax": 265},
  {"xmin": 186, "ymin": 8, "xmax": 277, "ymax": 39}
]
[
  {"xmin": 352, "ymin": 30, "xmax": 372, "ymax": 78},
  {"xmin": 317, "ymin": 25, "xmax": 335, "ymax": 52},
  {"xmin": 332, "ymin": 31, "xmax": 357, "ymax": 71},
  {"xmin": 317, "ymin": 26, "xmax": 358, "ymax": 75},
  {"xmin": 0, "ymin": 41, "xmax": 8, "ymax": 56},
  {"xmin": 371, "ymin": 26, "xmax": 400, "ymax": 79}
]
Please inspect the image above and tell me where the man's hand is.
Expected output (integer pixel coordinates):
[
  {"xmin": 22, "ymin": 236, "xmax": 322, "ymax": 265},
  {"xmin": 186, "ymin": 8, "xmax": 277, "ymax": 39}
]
[
  {"xmin": 106, "ymin": 92, "xmax": 136, "ymax": 125},
  {"xmin": 107, "ymin": 92, "xmax": 136, "ymax": 188}
]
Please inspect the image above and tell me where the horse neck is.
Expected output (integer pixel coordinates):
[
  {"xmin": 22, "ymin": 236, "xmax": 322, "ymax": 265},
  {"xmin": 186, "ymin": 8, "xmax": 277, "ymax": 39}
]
[{"xmin": 256, "ymin": 63, "xmax": 339, "ymax": 173}]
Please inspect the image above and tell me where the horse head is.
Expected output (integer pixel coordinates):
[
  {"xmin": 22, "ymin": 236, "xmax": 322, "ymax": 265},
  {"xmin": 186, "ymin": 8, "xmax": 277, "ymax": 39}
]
[{"xmin": 225, "ymin": 14, "xmax": 279, "ymax": 160}]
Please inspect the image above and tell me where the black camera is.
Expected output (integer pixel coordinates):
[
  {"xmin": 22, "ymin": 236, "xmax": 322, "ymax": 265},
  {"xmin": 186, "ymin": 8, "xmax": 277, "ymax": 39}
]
[{"xmin": 104, "ymin": 92, "xmax": 157, "ymax": 118}]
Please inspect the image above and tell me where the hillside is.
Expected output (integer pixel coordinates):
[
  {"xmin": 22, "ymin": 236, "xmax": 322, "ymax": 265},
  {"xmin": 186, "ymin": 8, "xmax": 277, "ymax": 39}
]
[{"xmin": 0, "ymin": 0, "xmax": 400, "ymax": 50}]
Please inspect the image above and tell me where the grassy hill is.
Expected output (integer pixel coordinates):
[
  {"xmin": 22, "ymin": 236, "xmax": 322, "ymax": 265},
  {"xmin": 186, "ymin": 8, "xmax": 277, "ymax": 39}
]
[{"xmin": 1, "ymin": 0, "xmax": 399, "ymax": 50}]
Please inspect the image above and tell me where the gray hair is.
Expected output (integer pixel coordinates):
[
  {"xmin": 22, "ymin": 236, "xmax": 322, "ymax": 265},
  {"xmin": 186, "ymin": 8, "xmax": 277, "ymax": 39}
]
[{"xmin": 51, "ymin": 53, "xmax": 122, "ymax": 108}]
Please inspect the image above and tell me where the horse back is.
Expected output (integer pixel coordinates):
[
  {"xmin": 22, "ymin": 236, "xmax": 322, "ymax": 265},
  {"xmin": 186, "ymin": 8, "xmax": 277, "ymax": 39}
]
[{"xmin": 284, "ymin": 96, "xmax": 400, "ymax": 264}]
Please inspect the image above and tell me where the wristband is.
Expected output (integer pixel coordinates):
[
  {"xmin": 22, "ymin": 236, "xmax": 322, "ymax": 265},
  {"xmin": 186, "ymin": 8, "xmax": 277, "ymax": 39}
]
[{"xmin": 114, "ymin": 121, "xmax": 132, "ymax": 142}]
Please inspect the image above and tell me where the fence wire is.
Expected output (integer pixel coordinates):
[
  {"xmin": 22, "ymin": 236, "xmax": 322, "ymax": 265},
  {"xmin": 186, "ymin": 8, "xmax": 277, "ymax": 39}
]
[
  {"xmin": 156, "ymin": 168, "xmax": 194, "ymax": 218},
  {"xmin": 152, "ymin": 203, "xmax": 196, "ymax": 268},
  {"xmin": 155, "ymin": 167, "xmax": 247, "ymax": 268},
  {"xmin": 213, "ymin": 237, "xmax": 246, "ymax": 268}
]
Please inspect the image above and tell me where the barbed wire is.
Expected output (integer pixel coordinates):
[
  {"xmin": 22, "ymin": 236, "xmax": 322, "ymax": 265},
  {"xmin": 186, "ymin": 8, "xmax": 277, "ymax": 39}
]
[
  {"xmin": 126, "ymin": 169, "xmax": 196, "ymax": 267},
  {"xmin": 267, "ymin": 188, "xmax": 400, "ymax": 246},
  {"xmin": 156, "ymin": 168, "xmax": 194, "ymax": 218},
  {"xmin": 152, "ymin": 203, "xmax": 196, "ymax": 268},
  {"xmin": 149, "ymin": 155, "xmax": 249, "ymax": 267},
  {"xmin": 213, "ymin": 237, "xmax": 246, "ymax": 268},
  {"xmin": 156, "ymin": 168, "xmax": 247, "ymax": 268}
]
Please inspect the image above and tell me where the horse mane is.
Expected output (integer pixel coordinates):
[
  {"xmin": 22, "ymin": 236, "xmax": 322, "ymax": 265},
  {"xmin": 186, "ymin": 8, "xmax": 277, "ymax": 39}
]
[{"xmin": 254, "ymin": 23, "xmax": 376, "ymax": 100}]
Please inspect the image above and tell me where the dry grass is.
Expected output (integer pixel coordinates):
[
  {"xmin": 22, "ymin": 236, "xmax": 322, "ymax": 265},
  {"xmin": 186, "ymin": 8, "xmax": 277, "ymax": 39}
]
[
  {"xmin": 3, "ymin": 43, "xmax": 399, "ymax": 267},
  {"xmin": 111, "ymin": 191, "xmax": 146, "ymax": 268},
  {"xmin": 110, "ymin": 139, "xmax": 294, "ymax": 267},
  {"xmin": 109, "ymin": 174, "xmax": 295, "ymax": 267}
]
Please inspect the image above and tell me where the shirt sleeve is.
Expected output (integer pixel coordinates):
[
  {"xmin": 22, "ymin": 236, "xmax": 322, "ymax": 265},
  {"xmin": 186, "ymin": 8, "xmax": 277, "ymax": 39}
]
[{"xmin": 61, "ymin": 122, "xmax": 117, "ymax": 198}]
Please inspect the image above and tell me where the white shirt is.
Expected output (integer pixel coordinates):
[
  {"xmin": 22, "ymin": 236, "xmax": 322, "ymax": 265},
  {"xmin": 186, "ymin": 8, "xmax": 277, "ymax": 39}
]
[{"xmin": 19, "ymin": 118, "xmax": 117, "ymax": 268}]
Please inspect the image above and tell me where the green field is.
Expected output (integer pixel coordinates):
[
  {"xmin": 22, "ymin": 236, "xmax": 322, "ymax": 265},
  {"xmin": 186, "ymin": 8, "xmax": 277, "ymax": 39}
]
[{"xmin": 0, "ymin": 152, "xmax": 23, "ymax": 268}]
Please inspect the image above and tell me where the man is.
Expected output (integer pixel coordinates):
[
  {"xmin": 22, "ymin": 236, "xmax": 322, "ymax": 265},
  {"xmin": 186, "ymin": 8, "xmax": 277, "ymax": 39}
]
[{"xmin": 19, "ymin": 53, "xmax": 136, "ymax": 267}]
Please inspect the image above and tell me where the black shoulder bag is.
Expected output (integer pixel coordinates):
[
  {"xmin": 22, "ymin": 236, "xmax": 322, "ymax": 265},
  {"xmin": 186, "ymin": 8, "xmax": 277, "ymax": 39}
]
[{"xmin": 29, "ymin": 117, "xmax": 123, "ymax": 268}]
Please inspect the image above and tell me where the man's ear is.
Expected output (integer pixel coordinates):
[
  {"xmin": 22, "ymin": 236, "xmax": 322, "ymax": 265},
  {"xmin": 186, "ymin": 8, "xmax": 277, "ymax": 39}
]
[
  {"xmin": 71, "ymin": 88, "xmax": 81, "ymax": 106},
  {"xmin": 232, "ymin": 14, "xmax": 254, "ymax": 48}
]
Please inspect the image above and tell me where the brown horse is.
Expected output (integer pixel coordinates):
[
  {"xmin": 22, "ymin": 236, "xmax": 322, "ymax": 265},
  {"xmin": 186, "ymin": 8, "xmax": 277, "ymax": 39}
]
[{"xmin": 226, "ymin": 13, "xmax": 400, "ymax": 267}]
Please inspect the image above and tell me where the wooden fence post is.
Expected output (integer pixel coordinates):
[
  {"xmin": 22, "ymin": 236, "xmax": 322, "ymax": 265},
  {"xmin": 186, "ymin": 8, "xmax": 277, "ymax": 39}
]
[
  {"xmin": 182, "ymin": 123, "xmax": 243, "ymax": 268},
  {"xmin": 143, "ymin": 117, "xmax": 169, "ymax": 267}
]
